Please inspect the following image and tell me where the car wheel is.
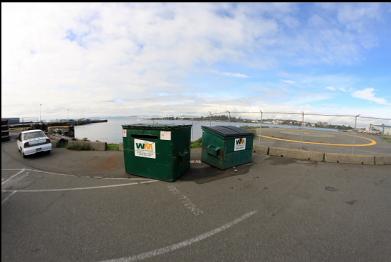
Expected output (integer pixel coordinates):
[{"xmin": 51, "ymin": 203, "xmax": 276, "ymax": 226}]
[{"xmin": 22, "ymin": 152, "xmax": 26, "ymax": 158}]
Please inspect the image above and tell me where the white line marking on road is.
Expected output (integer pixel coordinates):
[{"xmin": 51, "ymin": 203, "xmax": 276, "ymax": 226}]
[
  {"xmin": 2, "ymin": 168, "xmax": 155, "ymax": 182},
  {"xmin": 2, "ymin": 169, "xmax": 25, "ymax": 185},
  {"xmin": 101, "ymin": 210, "xmax": 257, "ymax": 262},
  {"xmin": 167, "ymin": 185, "xmax": 204, "ymax": 216},
  {"xmin": 2, "ymin": 191, "xmax": 17, "ymax": 205},
  {"xmin": 1, "ymin": 168, "xmax": 25, "ymax": 171},
  {"xmin": 1, "ymin": 180, "xmax": 157, "ymax": 193}
]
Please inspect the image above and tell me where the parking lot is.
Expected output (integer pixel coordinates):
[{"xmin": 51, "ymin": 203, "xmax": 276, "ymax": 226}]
[
  {"xmin": 2, "ymin": 139, "xmax": 391, "ymax": 261},
  {"xmin": 257, "ymin": 127, "xmax": 391, "ymax": 155}
]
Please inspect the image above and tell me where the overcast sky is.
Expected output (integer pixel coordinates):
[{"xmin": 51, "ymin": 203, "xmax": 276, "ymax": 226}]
[{"xmin": 2, "ymin": 3, "xmax": 391, "ymax": 120}]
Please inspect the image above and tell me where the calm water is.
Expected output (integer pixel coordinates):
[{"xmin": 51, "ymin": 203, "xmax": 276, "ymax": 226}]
[{"xmin": 75, "ymin": 117, "xmax": 337, "ymax": 143}]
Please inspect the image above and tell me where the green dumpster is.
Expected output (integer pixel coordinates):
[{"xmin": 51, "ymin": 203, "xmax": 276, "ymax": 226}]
[
  {"xmin": 122, "ymin": 124, "xmax": 192, "ymax": 182},
  {"xmin": 201, "ymin": 126, "xmax": 254, "ymax": 169}
]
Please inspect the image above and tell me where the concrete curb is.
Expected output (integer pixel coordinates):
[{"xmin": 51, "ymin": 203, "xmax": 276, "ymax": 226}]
[
  {"xmin": 269, "ymin": 147, "xmax": 324, "ymax": 162},
  {"xmin": 253, "ymin": 143, "xmax": 390, "ymax": 165},
  {"xmin": 253, "ymin": 144, "xmax": 269, "ymax": 155},
  {"xmin": 375, "ymin": 155, "xmax": 391, "ymax": 165},
  {"xmin": 324, "ymin": 153, "xmax": 374, "ymax": 165}
]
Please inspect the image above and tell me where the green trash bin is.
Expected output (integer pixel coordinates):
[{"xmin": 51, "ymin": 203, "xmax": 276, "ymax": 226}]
[
  {"xmin": 201, "ymin": 126, "xmax": 254, "ymax": 170},
  {"xmin": 122, "ymin": 124, "xmax": 192, "ymax": 182}
]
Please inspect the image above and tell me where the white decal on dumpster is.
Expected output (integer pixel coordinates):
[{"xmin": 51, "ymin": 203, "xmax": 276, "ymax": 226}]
[
  {"xmin": 122, "ymin": 129, "xmax": 127, "ymax": 137},
  {"xmin": 160, "ymin": 131, "xmax": 171, "ymax": 141},
  {"xmin": 134, "ymin": 139, "xmax": 156, "ymax": 159},
  {"xmin": 234, "ymin": 138, "xmax": 246, "ymax": 151}
]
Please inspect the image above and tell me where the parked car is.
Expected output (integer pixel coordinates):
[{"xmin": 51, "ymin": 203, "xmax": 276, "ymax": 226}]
[{"xmin": 16, "ymin": 129, "xmax": 52, "ymax": 157}]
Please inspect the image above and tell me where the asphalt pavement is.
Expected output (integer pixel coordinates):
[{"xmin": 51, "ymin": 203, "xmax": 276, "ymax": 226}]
[
  {"xmin": 2, "ymin": 138, "xmax": 391, "ymax": 261},
  {"xmin": 256, "ymin": 128, "xmax": 391, "ymax": 155}
]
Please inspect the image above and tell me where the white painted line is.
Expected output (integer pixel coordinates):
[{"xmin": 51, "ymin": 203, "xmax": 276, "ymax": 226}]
[
  {"xmin": 30, "ymin": 169, "xmax": 154, "ymax": 181},
  {"xmin": 29, "ymin": 169, "xmax": 80, "ymax": 177},
  {"xmin": 101, "ymin": 210, "xmax": 257, "ymax": 262},
  {"xmin": 9, "ymin": 168, "xmax": 155, "ymax": 182},
  {"xmin": 2, "ymin": 191, "xmax": 17, "ymax": 205},
  {"xmin": 2, "ymin": 169, "xmax": 25, "ymax": 185},
  {"xmin": 1, "ymin": 180, "xmax": 158, "ymax": 193},
  {"xmin": 190, "ymin": 160, "xmax": 202, "ymax": 164},
  {"xmin": 167, "ymin": 185, "xmax": 204, "ymax": 216},
  {"xmin": 1, "ymin": 168, "xmax": 25, "ymax": 171}
]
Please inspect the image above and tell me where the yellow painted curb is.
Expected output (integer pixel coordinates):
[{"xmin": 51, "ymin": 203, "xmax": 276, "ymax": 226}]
[{"xmin": 260, "ymin": 134, "xmax": 377, "ymax": 147}]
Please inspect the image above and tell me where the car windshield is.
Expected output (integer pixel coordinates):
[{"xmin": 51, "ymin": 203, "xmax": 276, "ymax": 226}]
[{"xmin": 23, "ymin": 131, "xmax": 45, "ymax": 140}]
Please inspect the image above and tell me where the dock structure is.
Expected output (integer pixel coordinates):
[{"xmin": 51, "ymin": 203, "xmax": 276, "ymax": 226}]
[
  {"xmin": 1, "ymin": 118, "xmax": 10, "ymax": 142},
  {"xmin": 6, "ymin": 118, "xmax": 107, "ymax": 138}
]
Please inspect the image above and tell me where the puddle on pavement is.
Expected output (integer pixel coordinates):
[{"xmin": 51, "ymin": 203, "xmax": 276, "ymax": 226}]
[
  {"xmin": 325, "ymin": 186, "xmax": 338, "ymax": 192},
  {"xmin": 345, "ymin": 200, "xmax": 357, "ymax": 205}
]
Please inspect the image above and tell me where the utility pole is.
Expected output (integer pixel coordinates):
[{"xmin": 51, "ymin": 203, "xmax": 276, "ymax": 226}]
[
  {"xmin": 39, "ymin": 104, "xmax": 42, "ymax": 122},
  {"xmin": 354, "ymin": 114, "xmax": 360, "ymax": 130},
  {"xmin": 226, "ymin": 111, "xmax": 231, "ymax": 122},
  {"xmin": 259, "ymin": 109, "xmax": 263, "ymax": 142}
]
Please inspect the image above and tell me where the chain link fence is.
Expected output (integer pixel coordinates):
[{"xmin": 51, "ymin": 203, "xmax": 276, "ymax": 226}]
[{"xmin": 199, "ymin": 111, "xmax": 391, "ymax": 156}]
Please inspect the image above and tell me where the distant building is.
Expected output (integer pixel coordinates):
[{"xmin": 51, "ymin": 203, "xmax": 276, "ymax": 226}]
[
  {"xmin": 370, "ymin": 124, "xmax": 391, "ymax": 135},
  {"xmin": 384, "ymin": 126, "xmax": 391, "ymax": 135},
  {"xmin": 1, "ymin": 119, "xmax": 10, "ymax": 141},
  {"xmin": 3, "ymin": 118, "xmax": 20, "ymax": 125},
  {"xmin": 316, "ymin": 121, "xmax": 328, "ymax": 127}
]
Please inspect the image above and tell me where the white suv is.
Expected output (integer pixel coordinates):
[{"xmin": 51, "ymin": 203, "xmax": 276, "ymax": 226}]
[{"xmin": 17, "ymin": 129, "xmax": 52, "ymax": 157}]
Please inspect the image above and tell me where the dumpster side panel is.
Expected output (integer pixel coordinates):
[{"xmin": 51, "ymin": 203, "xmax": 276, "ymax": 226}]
[
  {"xmin": 172, "ymin": 126, "xmax": 191, "ymax": 179},
  {"xmin": 201, "ymin": 129, "xmax": 226, "ymax": 169}
]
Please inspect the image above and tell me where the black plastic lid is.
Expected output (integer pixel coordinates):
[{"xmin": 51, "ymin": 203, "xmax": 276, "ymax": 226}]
[
  {"xmin": 122, "ymin": 124, "xmax": 192, "ymax": 130},
  {"xmin": 201, "ymin": 126, "xmax": 253, "ymax": 137}
]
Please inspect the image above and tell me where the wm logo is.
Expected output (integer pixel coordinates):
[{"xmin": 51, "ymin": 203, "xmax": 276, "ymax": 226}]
[
  {"xmin": 236, "ymin": 138, "xmax": 245, "ymax": 145},
  {"xmin": 136, "ymin": 143, "xmax": 153, "ymax": 150}
]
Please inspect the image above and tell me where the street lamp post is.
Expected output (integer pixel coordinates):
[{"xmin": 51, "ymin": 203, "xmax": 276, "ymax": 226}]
[
  {"xmin": 39, "ymin": 104, "xmax": 42, "ymax": 122},
  {"xmin": 354, "ymin": 114, "xmax": 360, "ymax": 130},
  {"xmin": 259, "ymin": 109, "xmax": 263, "ymax": 142}
]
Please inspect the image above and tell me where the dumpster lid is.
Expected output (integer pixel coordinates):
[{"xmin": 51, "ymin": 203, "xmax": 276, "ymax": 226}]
[
  {"xmin": 201, "ymin": 126, "xmax": 253, "ymax": 137},
  {"xmin": 122, "ymin": 124, "xmax": 192, "ymax": 130}
]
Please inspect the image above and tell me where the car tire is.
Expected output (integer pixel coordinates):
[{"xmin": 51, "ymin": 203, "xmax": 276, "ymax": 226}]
[{"xmin": 22, "ymin": 152, "xmax": 26, "ymax": 158}]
